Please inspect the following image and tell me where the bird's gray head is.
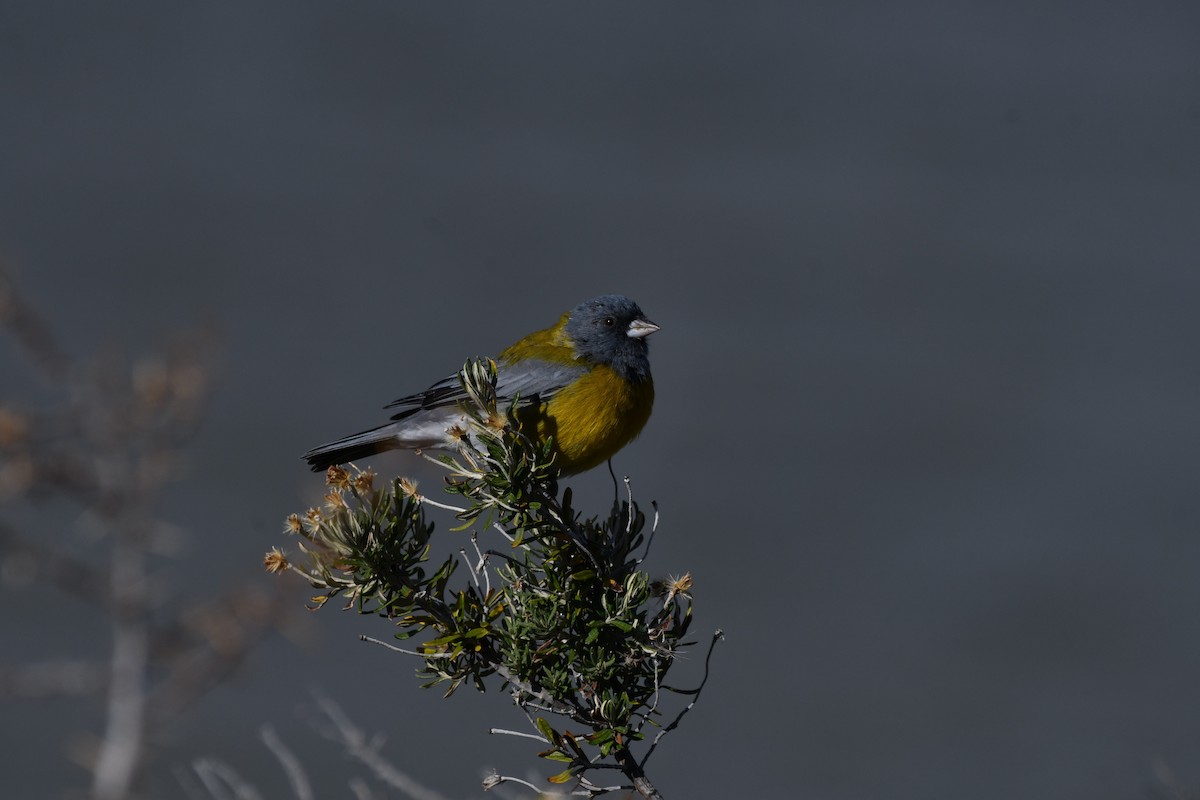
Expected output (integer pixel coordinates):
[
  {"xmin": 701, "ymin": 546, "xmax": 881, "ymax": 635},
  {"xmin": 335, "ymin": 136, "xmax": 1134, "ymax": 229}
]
[{"xmin": 565, "ymin": 295, "xmax": 658, "ymax": 383}]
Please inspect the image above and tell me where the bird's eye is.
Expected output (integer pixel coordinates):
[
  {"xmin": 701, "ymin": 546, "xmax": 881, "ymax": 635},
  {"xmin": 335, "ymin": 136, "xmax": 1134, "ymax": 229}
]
[{"xmin": 603, "ymin": 317, "xmax": 615, "ymax": 327}]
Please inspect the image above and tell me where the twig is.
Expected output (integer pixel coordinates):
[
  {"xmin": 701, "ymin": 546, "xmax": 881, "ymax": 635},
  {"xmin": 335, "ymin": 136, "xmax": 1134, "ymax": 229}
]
[
  {"xmin": 575, "ymin": 773, "xmax": 633, "ymax": 796},
  {"xmin": 0, "ymin": 521, "xmax": 111, "ymax": 609},
  {"xmin": 494, "ymin": 665, "xmax": 582, "ymax": 719},
  {"xmin": 260, "ymin": 725, "xmax": 314, "ymax": 800},
  {"xmin": 632, "ymin": 658, "xmax": 662, "ymax": 736},
  {"xmin": 0, "ymin": 264, "xmax": 72, "ymax": 381},
  {"xmin": 147, "ymin": 587, "xmax": 294, "ymax": 735},
  {"xmin": 482, "ymin": 773, "xmax": 542, "ymax": 794},
  {"xmin": 348, "ymin": 777, "xmax": 377, "ymax": 800},
  {"xmin": 415, "ymin": 494, "xmax": 470, "ymax": 514},
  {"xmin": 461, "ymin": 547, "xmax": 482, "ymax": 591},
  {"xmin": 418, "ymin": 450, "xmax": 484, "ymax": 480},
  {"xmin": 640, "ymin": 629, "xmax": 723, "ymax": 768},
  {"xmin": 469, "ymin": 532, "xmax": 491, "ymax": 594},
  {"xmin": 488, "ymin": 727, "xmax": 546, "ymax": 742},
  {"xmin": 359, "ymin": 634, "xmax": 452, "ymax": 659},
  {"xmin": 0, "ymin": 659, "xmax": 106, "ymax": 698},
  {"xmin": 490, "ymin": 521, "xmax": 517, "ymax": 543},
  {"xmin": 92, "ymin": 515, "xmax": 151, "ymax": 800},
  {"xmin": 310, "ymin": 691, "xmax": 453, "ymax": 800},
  {"xmin": 613, "ymin": 746, "xmax": 663, "ymax": 800},
  {"xmin": 173, "ymin": 762, "xmax": 212, "ymax": 800},
  {"xmin": 1150, "ymin": 758, "xmax": 1198, "ymax": 800},
  {"xmin": 191, "ymin": 758, "xmax": 264, "ymax": 800},
  {"xmin": 637, "ymin": 501, "xmax": 659, "ymax": 565},
  {"xmin": 539, "ymin": 496, "xmax": 600, "ymax": 570}
]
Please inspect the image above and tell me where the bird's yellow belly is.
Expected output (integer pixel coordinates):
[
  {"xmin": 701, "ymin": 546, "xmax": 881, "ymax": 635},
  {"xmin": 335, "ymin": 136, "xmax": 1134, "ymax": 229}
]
[{"xmin": 527, "ymin": 365, "xmax": 654, "ymax": 475}]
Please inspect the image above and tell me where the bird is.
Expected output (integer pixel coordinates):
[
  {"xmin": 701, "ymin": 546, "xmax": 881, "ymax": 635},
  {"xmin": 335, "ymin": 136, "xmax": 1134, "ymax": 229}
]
[{"xmin": 303, "ymin": 294, "xmax": 659, "ymax": 477}]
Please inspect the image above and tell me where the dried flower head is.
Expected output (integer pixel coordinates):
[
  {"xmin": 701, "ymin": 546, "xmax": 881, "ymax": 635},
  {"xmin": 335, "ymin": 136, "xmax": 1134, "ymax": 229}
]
[
  {"xmin": 663, "ymin": 572, "xmax": 693, "ymax": 603},
  {"xmin": 667, "ymin": 572, "xmax": 693, "ymax": 594},
  {"xmin": 325, "ymin": 465, "xmax": 352, "ymax": 489},
  {"xmin": 446, "ymin": 424, "xmax": 468, "ymax": 442},
  {"xmin": 0, "ymin": 408, "xmax": 28, "ymax": 447},
  {"xmin": 323, "ymin": 490, "xmax": 347, "ymax": 510},
  {"xmin": 132, "ymin": 358, "xmax": 170, "ymax": 409},
  {"xmin": 263, "ymin": 547, "xmax": 290, "ymax": 574},
  {"xmin": 0, "ymin": 456, "xmax": 35, "ymax": 499},
  {"xmin": 302, "ymin": 507, "xmax": 323, "ymax": 534},
  {"xmin": 283, "ymin": 513, "xmax": 304, "ymax": 535},
  {"xmin": 654, "ymin": 572, "xmax": 694, "ymax": 602},
  {"xmin": 351, "ymin": 470, "xmax": 375, "ymax": 495},
  {"xmin": 398, "ymin": 477, "xmax": 420, "ymax": 499}
]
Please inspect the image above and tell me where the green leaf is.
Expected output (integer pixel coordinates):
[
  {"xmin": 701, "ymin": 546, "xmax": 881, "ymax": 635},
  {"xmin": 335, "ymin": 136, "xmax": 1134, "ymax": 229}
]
[
  {"xmin": 586, "ymin": 729, "xmax": 615, "ymax": 746},
  {"xmin": 535, "ymin": 717, "xmax": 559, "ymax": 745},
  {"xmin": 423, "ymin": 633, "xmax": 459, "ymax": 646}
]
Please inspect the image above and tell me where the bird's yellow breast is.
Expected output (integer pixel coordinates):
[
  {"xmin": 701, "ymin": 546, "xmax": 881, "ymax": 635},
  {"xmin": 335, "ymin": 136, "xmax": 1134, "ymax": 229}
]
[{"xmin": 523, "ymin": 365, "xmax": 654, "ymax": 475}]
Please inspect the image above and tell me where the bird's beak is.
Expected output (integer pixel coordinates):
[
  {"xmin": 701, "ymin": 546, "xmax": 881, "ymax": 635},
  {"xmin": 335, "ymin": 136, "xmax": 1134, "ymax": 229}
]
[{"xmin": 626, "ymin": 317, "xmax": 660, "ymax": 339}]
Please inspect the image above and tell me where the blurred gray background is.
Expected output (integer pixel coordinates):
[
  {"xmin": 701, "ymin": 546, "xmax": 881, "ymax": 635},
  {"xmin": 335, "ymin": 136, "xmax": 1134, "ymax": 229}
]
[{"xmin": 3, "ymin": 1, "xmax": 1199, "ymax": 798}]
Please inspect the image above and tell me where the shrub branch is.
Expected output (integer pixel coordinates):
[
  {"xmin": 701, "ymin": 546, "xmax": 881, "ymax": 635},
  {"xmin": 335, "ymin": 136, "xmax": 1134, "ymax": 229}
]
[{"xmin": 270, "ymin": 359, "xmax": 717, "ymax": 797}]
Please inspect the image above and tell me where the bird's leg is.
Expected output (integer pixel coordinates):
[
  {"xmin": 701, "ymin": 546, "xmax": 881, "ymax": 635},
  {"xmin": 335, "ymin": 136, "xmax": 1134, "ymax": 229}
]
[{"xmin": 607, "ymin": 458, "xmax": 620, "ymax": 510}]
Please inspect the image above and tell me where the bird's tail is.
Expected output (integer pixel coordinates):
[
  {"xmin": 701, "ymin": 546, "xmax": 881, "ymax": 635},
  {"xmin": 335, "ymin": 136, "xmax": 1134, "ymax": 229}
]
[{"xmin": 303, "ymin": 424, "xmax": 400, "ymax": 472}]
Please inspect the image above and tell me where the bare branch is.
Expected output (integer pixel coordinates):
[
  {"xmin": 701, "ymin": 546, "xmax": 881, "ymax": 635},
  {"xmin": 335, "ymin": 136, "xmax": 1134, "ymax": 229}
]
[
  {"xmin": 260, "ymin": 725, "xmax": 314, "ymax": 800},
  {"xmin": 349, "ymin": 777, "xmax": 377, "ymax": 800},
  {"xmin": 147, "ymin": 587, "xmax": 294, "ymax": 735},
  {"xmin": 482, "ymin": 772, "xmax": 541, "ymax": 794},
  {"xmin": 0, "ymin": 659, "xmax": 106, "ymax": 698},
  {"xmin": 191, "ymin": 758, "xmax": 265, "ymax": 800},
  {"xmin": 0, "ymin": 263, "xmax": 72, "ymax": 381},
  {"xmin": 92, "ymin": 519, "xmax": 151, "ymax": 800},
  {"xmin": 359, "ymin": 634, "xmax": 446, "ymax": 659},
  {"xmin": 487, "ymin": 728, "xmax": 546, "ymax": 742},
  {"xmin": 310, "ymin": 691, "xmax": 453, "ymax": 800},
  {"xmin": 637, "ymin": 500, "xmax": 660, "ymax": 565},
  {"xmin": 0, "ymin": 521, "xmax": 110, "ymax": 607},
  {"xmin": 0, "ymin": 271, "xmax": 277, "ymax": 800},
  {"xmin": 613, "ymin": 746, "xmax": 663, "ymax": 800},
  {"xmin": 494, "ymin": 665, "xmax": 583, "ymax": 720},
  {"xmin": 640, "ymin": 629, "xmax": 724, "ymax": 769}
]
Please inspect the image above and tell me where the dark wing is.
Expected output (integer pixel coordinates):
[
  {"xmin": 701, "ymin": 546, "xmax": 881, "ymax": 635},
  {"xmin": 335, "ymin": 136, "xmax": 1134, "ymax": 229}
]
[
  {"xmin": 385, "ymin": 374, "xmax": 464, "ymax": 420},
  {"xmin": 386, "ymin": 358, "xmax": 588, "ymax": 421}
]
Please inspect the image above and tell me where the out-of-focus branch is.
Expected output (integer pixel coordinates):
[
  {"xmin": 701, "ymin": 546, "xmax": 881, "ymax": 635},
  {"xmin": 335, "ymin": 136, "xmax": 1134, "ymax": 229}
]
[
  {"xmin": 260, "ymin": 725, "xmax": 314, "ymax": 800},
  {"xmin": 189, "ymin": 759, "xmax": 265, "ymax": 800},
  {"xmin": 0, "ymin": 263, "xmax": 71, "ymax": 381},
  {"xmin": 0, "ymin": 520, "xmax": 110, "ymax": 607},
  {"xmin": 0, "ymin": 266, "xmax": 299, "ymax": 800},
  {"xmin": 93, "ymin": 510, "xmax": 151, "ymax": 800},
  {"xmin": 310, "ymin": 691, "xmax": 453, "ymax": 800},
  {"xmin": 0, "ymin": 660, "xmax": 107, "ymax": 698},
  {"xmin": 182, "ymin": 701, "xmax": 427, "ymax": 800},
  {"xmin": 1151, "ymin": 759, "xmax": 1200, "ymax": 800},
  {"xmin": 146, "ymin": 585, "xmax": 298, "ymax": 735}
]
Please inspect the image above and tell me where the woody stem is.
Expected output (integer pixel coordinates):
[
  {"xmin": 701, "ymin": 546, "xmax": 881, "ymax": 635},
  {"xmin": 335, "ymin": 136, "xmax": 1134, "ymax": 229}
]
[{"xmin": 613, "ymin": 744, "xmax": 664, "ymax": 800}]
